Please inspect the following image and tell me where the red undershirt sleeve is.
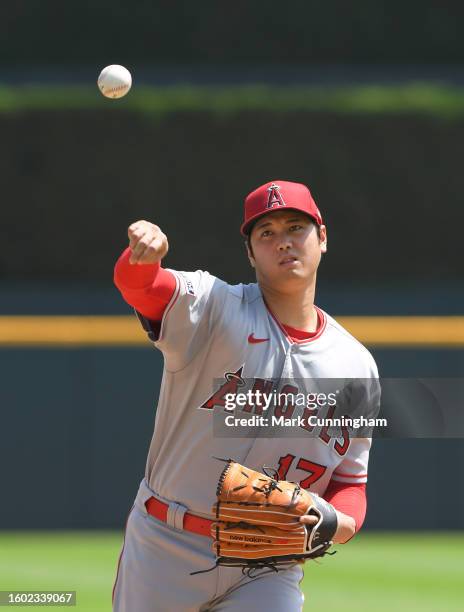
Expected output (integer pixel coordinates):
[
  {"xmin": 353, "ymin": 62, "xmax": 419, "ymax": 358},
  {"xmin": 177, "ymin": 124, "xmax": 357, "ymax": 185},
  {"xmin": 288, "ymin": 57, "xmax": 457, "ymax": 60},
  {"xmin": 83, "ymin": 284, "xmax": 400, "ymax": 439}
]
[
  {"xmin": 323, "ymin": 480, "xmax": 367, "ymax": 534},
  {"xmin": 113, "ymin": 247, "xmax": 177, "ymax": 321}
]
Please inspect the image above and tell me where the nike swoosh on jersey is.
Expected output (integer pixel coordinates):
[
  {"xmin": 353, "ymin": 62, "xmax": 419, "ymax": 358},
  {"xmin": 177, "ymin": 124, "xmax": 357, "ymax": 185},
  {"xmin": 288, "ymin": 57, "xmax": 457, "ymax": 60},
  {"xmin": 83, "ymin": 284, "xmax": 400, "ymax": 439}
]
[{"xmin": 248, "ymin": 333, "xmax": 270, "ymax": 344}]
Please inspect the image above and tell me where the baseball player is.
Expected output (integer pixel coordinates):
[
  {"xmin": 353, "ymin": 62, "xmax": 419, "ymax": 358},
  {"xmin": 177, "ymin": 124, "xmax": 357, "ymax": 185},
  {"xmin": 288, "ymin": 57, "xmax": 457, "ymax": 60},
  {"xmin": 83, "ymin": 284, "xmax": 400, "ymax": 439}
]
[{"xmin": 112, "ymin": 180, "xmax": 379, "ymax": 611}]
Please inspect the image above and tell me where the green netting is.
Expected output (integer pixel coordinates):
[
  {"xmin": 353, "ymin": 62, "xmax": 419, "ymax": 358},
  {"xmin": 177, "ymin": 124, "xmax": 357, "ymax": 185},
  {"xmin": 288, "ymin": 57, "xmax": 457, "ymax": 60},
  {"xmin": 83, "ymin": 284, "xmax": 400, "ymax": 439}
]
[{"xmin": 0, "ymin": 84, "xmax": 463, "ymax": 116}]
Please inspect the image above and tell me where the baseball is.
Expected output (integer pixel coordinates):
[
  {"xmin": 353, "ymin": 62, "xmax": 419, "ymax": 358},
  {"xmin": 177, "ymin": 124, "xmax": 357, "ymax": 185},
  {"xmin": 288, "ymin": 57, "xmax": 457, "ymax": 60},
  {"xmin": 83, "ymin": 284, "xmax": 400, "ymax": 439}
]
[{"xmin": 97, "ymin": 64, "xmax": 132, "ymax": 99}]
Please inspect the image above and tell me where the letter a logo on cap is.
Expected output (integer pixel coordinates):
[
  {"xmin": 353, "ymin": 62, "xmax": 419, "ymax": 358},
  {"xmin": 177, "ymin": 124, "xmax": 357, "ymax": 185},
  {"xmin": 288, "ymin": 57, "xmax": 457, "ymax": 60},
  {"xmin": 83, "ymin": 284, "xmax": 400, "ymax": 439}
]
[{"xmin": 266, "ymin": 183, "xmax": 286, "ymax": 209}]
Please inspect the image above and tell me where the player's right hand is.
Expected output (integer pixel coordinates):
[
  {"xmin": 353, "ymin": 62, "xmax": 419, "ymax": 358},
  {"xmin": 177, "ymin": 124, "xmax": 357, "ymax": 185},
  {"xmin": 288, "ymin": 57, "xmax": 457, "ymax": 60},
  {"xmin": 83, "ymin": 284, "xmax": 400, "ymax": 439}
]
[{"xmin": 128, "ymin": 220, "xmax": 169, "ymax": 265}]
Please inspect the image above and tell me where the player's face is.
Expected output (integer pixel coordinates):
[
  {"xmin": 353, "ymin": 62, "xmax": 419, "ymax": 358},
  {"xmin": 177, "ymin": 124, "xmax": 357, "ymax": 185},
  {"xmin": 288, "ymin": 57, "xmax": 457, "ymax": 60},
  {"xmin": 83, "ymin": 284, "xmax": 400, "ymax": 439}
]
[{"xmin": 247, "ymin": 210, "xmax": 327, "ymax": 289}]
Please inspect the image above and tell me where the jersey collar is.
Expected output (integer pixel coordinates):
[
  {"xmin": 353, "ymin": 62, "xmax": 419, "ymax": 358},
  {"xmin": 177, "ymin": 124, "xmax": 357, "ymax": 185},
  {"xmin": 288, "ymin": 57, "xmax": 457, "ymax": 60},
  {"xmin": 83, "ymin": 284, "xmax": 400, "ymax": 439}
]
[{"xmin": 263, "ymin": 299, "xmax": 327, "ymax": 345}]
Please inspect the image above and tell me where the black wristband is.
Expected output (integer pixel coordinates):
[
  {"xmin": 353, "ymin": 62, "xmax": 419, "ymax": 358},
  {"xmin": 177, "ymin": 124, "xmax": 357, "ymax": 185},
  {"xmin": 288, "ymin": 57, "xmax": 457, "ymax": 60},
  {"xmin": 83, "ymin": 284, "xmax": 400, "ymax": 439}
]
[{"xmin": 309, "ymin": 495, "xmax": 338, "ymax": 548}]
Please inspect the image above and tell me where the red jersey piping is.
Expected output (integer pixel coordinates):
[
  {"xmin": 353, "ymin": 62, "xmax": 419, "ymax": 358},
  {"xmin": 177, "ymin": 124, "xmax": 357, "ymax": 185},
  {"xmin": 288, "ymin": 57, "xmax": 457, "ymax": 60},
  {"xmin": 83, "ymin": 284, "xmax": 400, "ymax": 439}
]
[{"xmin": 333, "ymin": 471, "xmax": 368, "ymax": 479}]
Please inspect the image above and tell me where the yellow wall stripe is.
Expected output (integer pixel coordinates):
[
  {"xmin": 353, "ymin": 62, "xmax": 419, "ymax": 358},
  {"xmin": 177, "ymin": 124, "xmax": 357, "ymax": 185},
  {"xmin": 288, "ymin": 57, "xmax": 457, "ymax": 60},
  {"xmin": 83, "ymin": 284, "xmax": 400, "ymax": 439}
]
[
  {"xmin": 338, "ymin": 316, "xmax": 464, "ymax": 347},
  {"xmin": 0, "ymin": 315, "xmax": 462, "ymax": 347},
  {"xmin": 0, "ymin": 316, "xmax": 144, "ymax": 346}
]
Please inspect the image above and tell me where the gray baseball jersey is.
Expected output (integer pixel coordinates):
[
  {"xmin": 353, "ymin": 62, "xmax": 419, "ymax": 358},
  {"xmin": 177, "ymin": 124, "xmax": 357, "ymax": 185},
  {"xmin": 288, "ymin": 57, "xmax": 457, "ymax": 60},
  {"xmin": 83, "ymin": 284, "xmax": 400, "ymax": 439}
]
[
  {"xmin": 137, "ymin": 269, "xmax": 379, "ymax": 514},
  {"xmin": 113, "ymin": 268, "xmax": 379, "ymax": 611}
]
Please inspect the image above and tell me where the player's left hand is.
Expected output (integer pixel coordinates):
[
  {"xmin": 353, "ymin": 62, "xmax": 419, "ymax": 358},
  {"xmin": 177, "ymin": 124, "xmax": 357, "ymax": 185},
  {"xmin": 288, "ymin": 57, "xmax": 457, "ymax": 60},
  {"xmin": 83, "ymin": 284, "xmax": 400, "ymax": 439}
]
[{"xmin": 300, "ymin": 509, "xmax": 355, "ymax": 544}]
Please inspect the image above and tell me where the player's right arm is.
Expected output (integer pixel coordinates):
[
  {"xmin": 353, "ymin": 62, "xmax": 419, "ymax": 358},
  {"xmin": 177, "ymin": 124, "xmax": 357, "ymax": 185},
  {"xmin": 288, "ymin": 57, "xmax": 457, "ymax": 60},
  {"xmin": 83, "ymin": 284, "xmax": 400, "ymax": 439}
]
[
  {"xmin": 114, "ymin": 219, "xmax": 227, "ymax": 371},
  {"xmin": 114, "ymin": 220, "xmax": 176, "ymax": 321}
]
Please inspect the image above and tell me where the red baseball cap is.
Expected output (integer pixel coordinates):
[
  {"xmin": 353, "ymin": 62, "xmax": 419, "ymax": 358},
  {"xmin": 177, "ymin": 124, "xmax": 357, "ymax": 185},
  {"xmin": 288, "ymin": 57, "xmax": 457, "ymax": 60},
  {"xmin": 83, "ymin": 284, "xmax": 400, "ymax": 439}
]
[{"xmin": 240, "ymin": 180, "xmax": 323, "ymax": 236}]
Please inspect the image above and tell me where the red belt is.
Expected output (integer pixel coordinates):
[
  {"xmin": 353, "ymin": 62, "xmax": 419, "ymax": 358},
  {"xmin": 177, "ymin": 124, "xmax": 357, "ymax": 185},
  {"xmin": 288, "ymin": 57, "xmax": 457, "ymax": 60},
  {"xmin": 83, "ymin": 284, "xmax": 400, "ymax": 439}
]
[{"xmin": 145, "ymin": 497, "xmax": 213, "ymax": 538}]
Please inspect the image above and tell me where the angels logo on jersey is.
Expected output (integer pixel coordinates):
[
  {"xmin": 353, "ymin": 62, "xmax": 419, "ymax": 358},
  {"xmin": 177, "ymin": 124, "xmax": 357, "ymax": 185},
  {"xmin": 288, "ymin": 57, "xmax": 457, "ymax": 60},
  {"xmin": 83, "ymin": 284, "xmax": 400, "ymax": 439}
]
[
  {"xmin": 266, "ymin": 183, "xmax": 286, "ymax": 209},
  {"xmin": 200, "ymin": 367, "xmax": 246, "ymax": 411}
]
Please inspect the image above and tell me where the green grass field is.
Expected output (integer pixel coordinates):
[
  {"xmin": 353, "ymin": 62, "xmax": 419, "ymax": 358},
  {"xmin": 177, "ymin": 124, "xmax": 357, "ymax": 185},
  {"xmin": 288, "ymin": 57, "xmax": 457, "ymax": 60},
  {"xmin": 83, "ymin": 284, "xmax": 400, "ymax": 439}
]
[{"xmin": 0, "ymin": 532, "xmax": 462, "ymax": 611}]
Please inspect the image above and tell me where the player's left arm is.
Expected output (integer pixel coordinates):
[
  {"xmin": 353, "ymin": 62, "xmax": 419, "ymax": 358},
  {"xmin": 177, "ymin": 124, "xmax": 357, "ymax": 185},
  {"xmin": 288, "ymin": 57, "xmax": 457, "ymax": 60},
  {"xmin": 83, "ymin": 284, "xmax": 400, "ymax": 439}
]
[
  {"xmin": 325, "ymin": 480, "xmax": 366, "ymax": 543},
  {"xmin": 299, "ymin": 481, "xmax": 365, "ymax": 543},
  {"xmin": 300, "ymin": 431, "xmax": 372, "ymax": 543},
  {"xmin": 318, "ymin": 435, "xmax": 371, "ymax": 544},
  {"xmin": 317, "ymin": 366, "xmax": 380, "ymax": 543}
]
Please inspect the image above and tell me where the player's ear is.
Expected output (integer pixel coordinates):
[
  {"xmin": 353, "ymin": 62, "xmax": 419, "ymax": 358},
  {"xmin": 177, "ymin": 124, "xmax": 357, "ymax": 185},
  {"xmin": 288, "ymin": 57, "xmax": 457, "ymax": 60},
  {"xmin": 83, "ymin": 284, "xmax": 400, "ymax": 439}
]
[
  {"xmin": 245, "ymin": 239, "xmax": 256, "ymax": 268},
  {"xmin": 319, "ymin": 225, "xmax": 327, "ymax": 254}
]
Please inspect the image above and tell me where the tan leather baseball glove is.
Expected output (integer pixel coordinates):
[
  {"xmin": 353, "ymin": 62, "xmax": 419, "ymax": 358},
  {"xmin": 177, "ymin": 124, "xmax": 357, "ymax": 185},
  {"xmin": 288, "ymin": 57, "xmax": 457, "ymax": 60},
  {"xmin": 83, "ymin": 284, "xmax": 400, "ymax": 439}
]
[{"xmin": 209, "ymin": 459, "xmax": 338, "ymax": 572}]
